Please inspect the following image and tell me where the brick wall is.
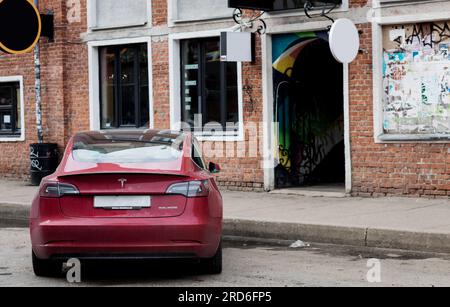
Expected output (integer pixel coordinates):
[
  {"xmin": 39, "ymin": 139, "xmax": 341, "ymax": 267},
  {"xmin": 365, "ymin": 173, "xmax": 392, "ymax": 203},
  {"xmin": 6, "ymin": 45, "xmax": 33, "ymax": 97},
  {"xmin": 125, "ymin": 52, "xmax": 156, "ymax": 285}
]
[
  {"xmin": 62, "ymin": 0, "xmax": 90, "ymax": 141},
  {"xmin": 207, "ymin": 35, "xmax": 265, "ymax": 191},
  {"xmin": 0, "ymin": 46, "xmax": 35, "ymax": 178},
  {"xmin": 2, "ymin": 0, "xmax": 450, "ymax": 197},
  {"xmin": 350, "ymin": 0, "xmax": 368, "ymax": 8},
  {"xmin": 148, "ymin": 4, "xmax": 266, "ymax": 191},
  {"xmin": 152, "ymin": 0, "xmax": 168, "ymax": 26},
  {"xmin": 151, "ymin": 37, "xmax": 171, "ymax": 129},
  {"xmin": 0, "ymin": 0, "xmax": 90, "ymax": 179},
  {"xmin": 349, "ymin": 22, "xmax": 450, "ymax": 198},
  {"xmin": 0, "ymin": 0, "xmax": 266, "ymax": 190}
]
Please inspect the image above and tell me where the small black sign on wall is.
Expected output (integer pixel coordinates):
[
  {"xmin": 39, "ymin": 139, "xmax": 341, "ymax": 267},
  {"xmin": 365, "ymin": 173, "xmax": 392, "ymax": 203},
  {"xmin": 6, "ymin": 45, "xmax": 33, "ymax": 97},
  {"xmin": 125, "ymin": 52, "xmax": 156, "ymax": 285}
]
[
  {"xmin": 228, "ymin": 0, "xmax": 274, "ymax": 11},
  {"xmin": 40, "ymin": 14, "xmax": 54, "ymax": 42},
  {"xmin": 228, "ymin": 0, "xmax": 342, "ymax": 12}
]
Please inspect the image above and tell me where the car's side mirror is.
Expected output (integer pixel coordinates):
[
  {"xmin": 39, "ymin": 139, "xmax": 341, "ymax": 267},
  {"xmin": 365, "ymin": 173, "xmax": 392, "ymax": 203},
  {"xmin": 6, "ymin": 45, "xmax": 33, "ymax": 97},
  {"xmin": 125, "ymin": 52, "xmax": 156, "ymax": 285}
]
[{"xmin": 209, "ymin": 162, "xmax": 221, "ymax": 174}]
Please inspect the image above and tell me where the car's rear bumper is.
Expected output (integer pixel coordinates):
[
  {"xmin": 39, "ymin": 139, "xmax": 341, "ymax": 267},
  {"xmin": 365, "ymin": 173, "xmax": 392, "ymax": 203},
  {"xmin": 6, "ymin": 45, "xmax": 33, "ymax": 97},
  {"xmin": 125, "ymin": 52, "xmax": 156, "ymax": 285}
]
[{"xmin": 30, "ymin": 217, "xmax": 222, "ymax": 260}]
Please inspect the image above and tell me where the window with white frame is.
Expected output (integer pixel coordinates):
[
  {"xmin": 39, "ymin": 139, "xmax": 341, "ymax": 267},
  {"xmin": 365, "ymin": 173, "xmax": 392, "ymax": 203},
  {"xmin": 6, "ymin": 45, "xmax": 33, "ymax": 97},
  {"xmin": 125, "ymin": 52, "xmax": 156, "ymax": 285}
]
[
  {"xmin": 0, "ymin": 80, "xmax": 22, "ymax": 138},
  {"xmin": 180, "ymin": 37, "xmax": 240, "ymax": 133},
  {"xmin": 90, "ymin": 0, "xmax": 149, "ymax": 30},
  {"xmin": 99, "ymin": 43, "xmax": 150, "ymax": 129},
  {"xmin": 381, "ymin": 22, "xmax": 450, "ymax": 137},
  {"xmin": 171, "ymin": 0, "xmax": 234, "ymax": 23}
]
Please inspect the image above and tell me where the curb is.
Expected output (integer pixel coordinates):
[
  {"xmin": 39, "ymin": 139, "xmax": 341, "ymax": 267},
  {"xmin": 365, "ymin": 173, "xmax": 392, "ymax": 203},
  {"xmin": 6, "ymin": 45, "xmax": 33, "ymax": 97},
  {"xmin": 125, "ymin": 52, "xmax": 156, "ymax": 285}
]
[
  {"xmin": 2, "ymin": 203, "xmax": 450, "ymax": 254},
  {"xmin": 0, "ymin": 203, "xmax": 29, "ymax": 228},
  {"xmin": 224, "ymin": 219, "xmax": 450, "ymax": 254}
]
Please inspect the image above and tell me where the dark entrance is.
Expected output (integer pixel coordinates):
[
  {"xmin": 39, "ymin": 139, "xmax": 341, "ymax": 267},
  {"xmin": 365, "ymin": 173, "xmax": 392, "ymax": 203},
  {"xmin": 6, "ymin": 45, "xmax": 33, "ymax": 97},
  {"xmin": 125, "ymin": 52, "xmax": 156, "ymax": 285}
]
[{"xmin": 273, "ymin": 34, "xmax": 344, "ymax": 189}]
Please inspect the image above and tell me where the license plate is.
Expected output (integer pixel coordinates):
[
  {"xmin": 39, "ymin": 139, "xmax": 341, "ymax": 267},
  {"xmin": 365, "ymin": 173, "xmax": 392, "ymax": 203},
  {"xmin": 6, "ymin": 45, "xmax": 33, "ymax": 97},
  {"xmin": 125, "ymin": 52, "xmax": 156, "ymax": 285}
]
[{"xmin": 94, "ymin": 196, "xmax": 151, "ymax": 210}]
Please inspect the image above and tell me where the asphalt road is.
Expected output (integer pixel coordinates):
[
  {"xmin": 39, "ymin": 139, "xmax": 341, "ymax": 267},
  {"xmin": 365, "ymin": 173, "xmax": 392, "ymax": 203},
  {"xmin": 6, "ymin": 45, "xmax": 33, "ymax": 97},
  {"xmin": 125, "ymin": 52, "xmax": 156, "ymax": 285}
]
[{"xmin": 1, "ymin": 228, "xmax": 450, "ymax": 287}]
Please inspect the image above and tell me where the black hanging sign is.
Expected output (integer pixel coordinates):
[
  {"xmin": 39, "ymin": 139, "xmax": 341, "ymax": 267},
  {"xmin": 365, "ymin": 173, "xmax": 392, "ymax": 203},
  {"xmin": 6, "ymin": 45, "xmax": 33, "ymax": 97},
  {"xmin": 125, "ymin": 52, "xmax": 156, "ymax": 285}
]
[
  {"xmin": 0, "ymin": 0, "xmax": 42, "ymax": 54},
  {"xmin": 228, "ymin": 0, "xmax": 274, "ymax": 11},
  {"xmin": 228, "ymin": 0, "xmax": 342, "ymax": 12}
]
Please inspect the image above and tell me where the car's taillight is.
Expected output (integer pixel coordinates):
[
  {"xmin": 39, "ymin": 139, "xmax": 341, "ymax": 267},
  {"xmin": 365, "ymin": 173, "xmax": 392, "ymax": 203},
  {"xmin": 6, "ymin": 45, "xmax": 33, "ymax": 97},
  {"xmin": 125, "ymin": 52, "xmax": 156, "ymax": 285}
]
[
  {"xmin": 166, "ymin": 180, "xmax": 210, "ymax": 197},
  {"xmin": 40, "ymin": 182, "xmax": 80, "ymax": 198}
]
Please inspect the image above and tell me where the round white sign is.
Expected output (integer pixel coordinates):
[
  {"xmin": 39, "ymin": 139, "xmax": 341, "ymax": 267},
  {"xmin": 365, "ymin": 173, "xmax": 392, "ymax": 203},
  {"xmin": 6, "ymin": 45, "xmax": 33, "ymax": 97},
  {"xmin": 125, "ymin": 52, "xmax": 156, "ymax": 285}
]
[{"xmin": 329, "ymin": 18, "xmax": 360, "ymax": 64}]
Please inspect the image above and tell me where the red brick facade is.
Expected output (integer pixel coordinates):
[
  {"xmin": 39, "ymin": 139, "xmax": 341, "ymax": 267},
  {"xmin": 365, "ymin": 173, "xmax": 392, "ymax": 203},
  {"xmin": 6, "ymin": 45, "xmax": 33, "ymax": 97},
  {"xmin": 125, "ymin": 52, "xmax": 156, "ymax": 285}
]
[
  {"xmin": 1, "ymin": 0, "xmax": 450, "ymax": 197},
  {"xmin": 350, "ymin": 22, "xmax": 450, "ymax": 198},
  {"xmin": 0, "ymin": 0, "xmax": 89, "ymax": 179}
]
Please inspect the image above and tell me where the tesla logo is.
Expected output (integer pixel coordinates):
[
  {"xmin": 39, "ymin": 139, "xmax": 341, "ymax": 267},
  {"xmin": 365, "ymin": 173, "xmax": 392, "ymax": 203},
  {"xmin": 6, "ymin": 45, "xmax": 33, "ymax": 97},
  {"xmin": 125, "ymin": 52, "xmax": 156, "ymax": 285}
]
[{"xmin": 118, "ymin": 178, "xmax": 127, "ymax": 189}]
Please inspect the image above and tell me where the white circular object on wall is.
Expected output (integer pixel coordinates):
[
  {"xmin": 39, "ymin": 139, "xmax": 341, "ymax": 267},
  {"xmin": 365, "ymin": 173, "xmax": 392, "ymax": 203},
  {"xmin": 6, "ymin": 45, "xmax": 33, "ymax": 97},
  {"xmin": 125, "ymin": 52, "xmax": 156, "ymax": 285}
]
[{"xmin": 329, "ymin": 18, "xmax": 360, "ymax": 64}]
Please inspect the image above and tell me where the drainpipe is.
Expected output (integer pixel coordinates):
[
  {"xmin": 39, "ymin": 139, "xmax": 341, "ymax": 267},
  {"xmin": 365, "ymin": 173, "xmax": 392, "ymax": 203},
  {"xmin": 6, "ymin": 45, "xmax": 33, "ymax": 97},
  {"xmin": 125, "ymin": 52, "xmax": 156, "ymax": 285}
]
[{"xmin": 34, "ymin": 0, "xmax": 43, "ymax": 143}]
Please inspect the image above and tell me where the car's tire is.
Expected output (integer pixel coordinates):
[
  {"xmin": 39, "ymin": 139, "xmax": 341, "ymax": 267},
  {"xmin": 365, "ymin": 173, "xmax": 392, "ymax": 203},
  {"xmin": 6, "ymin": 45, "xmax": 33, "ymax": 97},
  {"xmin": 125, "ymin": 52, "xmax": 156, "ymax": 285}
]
[
  {"xmin": 32, "ymin": 251, "xmax": 61, "ymax": 277},
  {"xmin": 201, "ymin": 242, "xmax": 222, "ymax": 275}
]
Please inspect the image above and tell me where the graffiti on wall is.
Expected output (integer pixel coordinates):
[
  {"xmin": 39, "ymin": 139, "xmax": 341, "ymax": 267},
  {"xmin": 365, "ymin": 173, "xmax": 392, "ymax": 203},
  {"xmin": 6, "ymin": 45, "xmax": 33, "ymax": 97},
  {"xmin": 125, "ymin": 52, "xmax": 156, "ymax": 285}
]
[
  {"xmin": 272, "ymin": 32, "xmax": 344, "ymax": 187},
  {"xmin": 383, "ymin": 22, "xmax": 450, "ymax": 135}
]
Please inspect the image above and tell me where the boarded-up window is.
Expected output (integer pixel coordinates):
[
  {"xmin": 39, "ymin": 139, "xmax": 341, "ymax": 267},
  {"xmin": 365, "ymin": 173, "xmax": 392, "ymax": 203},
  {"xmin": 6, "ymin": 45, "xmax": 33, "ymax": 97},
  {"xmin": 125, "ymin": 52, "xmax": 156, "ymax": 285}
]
[
  {"xmin": 174, "ymin": 0, "xmax": 233, "ymax": 22},
  {"xmin": 92, "ymin": 0, "xmax": 149, "ymax": 30},
  {"xmin": 382, "ymin": 22, "xmax": 450, "ymax": 135}
]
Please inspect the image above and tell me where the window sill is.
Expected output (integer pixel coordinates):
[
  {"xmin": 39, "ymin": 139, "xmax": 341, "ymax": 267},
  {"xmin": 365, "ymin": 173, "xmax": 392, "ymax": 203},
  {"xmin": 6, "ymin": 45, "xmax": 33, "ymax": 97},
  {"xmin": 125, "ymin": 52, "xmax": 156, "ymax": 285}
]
[
  {"xmin": 377, "ymin": 133, "xmax": 450, "ymax": 143},
  {"xmin": 0, "ymin": 135, "xmax": 25, "ymax": 142},
  {"xmin": 100, "ymin": 127, "xmax": 148, "ymax": 132},
  {"xmin": 89, "ymin": 22, "xmax": 149, "ymax": 32},
  {"xmin": 195, "ymin": 132, "xmax": 244, "ymax": 142},
  {"xmin": 171, "ymin": 15, "xmax": 233, "ymax": 25}
]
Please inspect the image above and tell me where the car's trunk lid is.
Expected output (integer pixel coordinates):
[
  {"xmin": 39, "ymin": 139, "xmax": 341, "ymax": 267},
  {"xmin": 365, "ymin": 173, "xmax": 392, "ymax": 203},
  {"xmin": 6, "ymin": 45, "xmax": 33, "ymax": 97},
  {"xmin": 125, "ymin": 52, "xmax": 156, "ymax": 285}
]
[{"xmin": 58, "ymin": 174, "xmax": 188, "ymax": 218}]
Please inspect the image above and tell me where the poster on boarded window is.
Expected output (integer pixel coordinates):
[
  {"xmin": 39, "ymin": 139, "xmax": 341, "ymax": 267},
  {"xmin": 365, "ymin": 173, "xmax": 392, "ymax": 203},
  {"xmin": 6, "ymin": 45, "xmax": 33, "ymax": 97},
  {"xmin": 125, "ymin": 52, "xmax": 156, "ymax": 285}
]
[{"xmin": 382, "ymin": 22, "xmax": 450, "ymax": 135}]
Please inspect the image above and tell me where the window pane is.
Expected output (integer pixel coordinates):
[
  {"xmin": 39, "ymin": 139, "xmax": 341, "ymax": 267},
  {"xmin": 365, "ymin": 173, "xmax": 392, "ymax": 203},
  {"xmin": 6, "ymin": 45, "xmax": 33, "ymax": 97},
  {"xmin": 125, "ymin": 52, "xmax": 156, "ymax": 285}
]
[
  {"xmin": 100, "ymin": 44, "xmax": 149, "ymax": 129},
  {"xmin": 100, "ymin": 47, "xmax": 116, "ymax": 129},
  {"xmin": 16, "ymin": 87, "xmax": 21, "ymax": 130},
  {"xmin": 192, "ymin": 145, "xmax": 205, "ymax": 169},
  {"xmin": 140, "ymin": 86, "xmax": 149, "ymax": 127},
  {"xmin": 72, "ymin": 133, "xmax": 183, "ymax": 164},
  {"xmin": 0, "ymin": 85, "xmax": 13, "ymax": 106},
  {"xmin": 119, "ymin": 47, "xmax": 137, "ymax": 126},
  {"xmin": 120, "ymin": 47, "xmax": 136, "ymax": 85},
  {"xmin": 180, "ymin": 38, "xmax": 240, "ymax": 133},
  {"xmin": 175, "ymin": 0, "xmax": 234, "ymax": 22},
  {"xmin": 181, "ymin": 40, "xmax": 200, "ymax": 128},
  {"xmin": 226, "ymin": 62, "xmax": 239, "ymax": 124},
  {"xmin": 140, "ymin": 45, "xmax": 148, "ymax": 84},
  {"xmin": 139, "ymin": 45, "xmax": 149, "ymax": 128},
  {"xmin": 121, "ymin": 85, "xmax": 136, "ymax": 126},
  {"xmin": 0, "ymin": 110, "xmax": 12, "ymax": 131},
  {"xmin": 94, "ymin": 0, "xmax": 148, "ymax": 30},
  {"xmin": 204, "ymin": 39, "xmax": 221, "ymax": 125},
  {"xmin": 0, "ymin": 82, "xmax": 20, "ymax": 135}
]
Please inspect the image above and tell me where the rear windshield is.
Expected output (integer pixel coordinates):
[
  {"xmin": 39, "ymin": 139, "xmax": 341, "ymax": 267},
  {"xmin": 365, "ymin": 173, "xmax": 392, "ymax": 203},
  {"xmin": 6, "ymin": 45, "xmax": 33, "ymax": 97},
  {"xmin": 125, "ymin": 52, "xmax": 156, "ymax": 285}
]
[{"xmin": 72, "ymin": 134, "xmax": 183, "ymax": 164}]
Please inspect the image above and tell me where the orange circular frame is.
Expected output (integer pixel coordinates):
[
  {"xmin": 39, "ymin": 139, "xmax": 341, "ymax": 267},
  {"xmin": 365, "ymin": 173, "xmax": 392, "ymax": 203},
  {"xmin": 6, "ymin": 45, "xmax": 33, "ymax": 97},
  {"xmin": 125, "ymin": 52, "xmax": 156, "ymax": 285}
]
[{"xmin": 0, "ymin": 0, "xmax": 42, "ymax": 54}]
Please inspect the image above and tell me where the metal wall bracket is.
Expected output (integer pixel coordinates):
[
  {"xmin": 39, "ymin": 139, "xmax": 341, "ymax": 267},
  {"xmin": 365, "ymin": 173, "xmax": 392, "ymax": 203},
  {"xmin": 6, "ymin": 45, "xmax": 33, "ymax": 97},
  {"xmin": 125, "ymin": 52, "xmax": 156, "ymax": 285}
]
[
  {"xmin": 304, "ymin": 1, "xmax": 339, "ymax": 27},
  {"xmin": 232, "ymin": 8, "xmax": 267, "ymax": 35}
]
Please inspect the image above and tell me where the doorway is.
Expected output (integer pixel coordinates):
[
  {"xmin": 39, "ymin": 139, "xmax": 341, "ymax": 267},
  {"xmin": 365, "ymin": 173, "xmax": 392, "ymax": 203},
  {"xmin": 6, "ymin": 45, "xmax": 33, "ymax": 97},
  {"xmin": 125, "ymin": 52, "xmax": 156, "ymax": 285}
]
[{"xmin": 272, "ymin": 32, "xmax": 345, "ymax": 190}]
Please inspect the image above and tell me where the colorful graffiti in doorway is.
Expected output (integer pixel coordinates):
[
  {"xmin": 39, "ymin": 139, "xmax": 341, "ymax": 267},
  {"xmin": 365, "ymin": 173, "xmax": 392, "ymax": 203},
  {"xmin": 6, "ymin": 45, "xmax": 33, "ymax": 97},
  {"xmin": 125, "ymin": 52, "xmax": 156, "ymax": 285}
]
[
  {"xmin": 383, "ymin": 22, "xmax": 450, "ymax": 135},
  {"xmin": 272, "ymin": 31, "xmax": 344, "ymax": 188},
  {"xmin": 273, "ymin": 32, "xmax": 327, "ymax": 175}
]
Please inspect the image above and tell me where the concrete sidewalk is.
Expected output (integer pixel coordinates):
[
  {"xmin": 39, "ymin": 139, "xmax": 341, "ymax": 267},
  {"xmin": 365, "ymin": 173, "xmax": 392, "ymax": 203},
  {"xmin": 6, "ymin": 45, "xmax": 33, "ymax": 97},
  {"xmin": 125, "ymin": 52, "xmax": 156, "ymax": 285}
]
[
  {"xmin": 1, "ymin": 179, "xmax": 450, "ymax": 253},
  {"xmin": 223, "ymin": 191, "xmax": 450, "ymax": 253}
]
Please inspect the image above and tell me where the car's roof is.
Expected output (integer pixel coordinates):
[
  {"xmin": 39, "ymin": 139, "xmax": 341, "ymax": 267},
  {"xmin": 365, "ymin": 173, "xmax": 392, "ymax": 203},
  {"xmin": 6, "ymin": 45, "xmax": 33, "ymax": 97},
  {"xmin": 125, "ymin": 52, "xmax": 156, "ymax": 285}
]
[{"xmin": 74, "ymin": 130, "xmax": 185, "ymax": 144}]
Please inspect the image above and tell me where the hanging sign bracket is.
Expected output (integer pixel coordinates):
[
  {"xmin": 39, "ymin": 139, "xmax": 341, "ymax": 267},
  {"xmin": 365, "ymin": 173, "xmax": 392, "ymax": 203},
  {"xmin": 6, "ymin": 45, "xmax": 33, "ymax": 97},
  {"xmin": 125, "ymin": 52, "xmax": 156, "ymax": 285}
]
[
  {"xmin": 304, "ymin": 0, "xmax": 339, "ymax": 27},
  {"xmin": 232, "ymin": 8, "xmax": 267, "ymax": 35}
]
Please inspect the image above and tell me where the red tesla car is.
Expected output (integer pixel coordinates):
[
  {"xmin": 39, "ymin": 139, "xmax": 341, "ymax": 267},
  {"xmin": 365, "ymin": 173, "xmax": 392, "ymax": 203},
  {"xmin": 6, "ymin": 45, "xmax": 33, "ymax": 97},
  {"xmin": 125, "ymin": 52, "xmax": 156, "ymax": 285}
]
[{"xmin": 30, "ymin": 130, "xmax": 223, "ymax": 276}]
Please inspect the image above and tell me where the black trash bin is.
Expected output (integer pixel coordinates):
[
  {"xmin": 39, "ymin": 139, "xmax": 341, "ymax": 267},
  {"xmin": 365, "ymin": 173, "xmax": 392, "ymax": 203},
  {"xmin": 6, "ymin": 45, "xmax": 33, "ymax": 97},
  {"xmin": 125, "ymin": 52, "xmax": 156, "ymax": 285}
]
[{"xmin": 30, "ymin": 143, "xmax": 59, "ymax": 186}]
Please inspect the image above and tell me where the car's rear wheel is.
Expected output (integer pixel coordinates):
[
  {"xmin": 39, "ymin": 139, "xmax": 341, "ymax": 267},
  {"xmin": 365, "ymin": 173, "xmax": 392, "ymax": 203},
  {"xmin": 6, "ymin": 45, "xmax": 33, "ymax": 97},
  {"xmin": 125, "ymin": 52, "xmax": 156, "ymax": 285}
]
[
  {"xmin": 32, "ymin": 251, "xmax": 61, "ymax": 277},
  {"xmin": 201, "ymin": 242, "xmax": 222, "ymax": 275}
]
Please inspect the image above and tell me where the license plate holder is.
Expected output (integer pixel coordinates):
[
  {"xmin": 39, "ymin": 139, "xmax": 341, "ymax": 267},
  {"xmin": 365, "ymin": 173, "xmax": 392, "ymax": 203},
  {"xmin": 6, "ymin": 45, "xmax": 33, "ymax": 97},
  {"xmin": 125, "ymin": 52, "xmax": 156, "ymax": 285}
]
[{"xmin": 94, "ymin": 196, "xmax": 151, "ymax": 210}]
